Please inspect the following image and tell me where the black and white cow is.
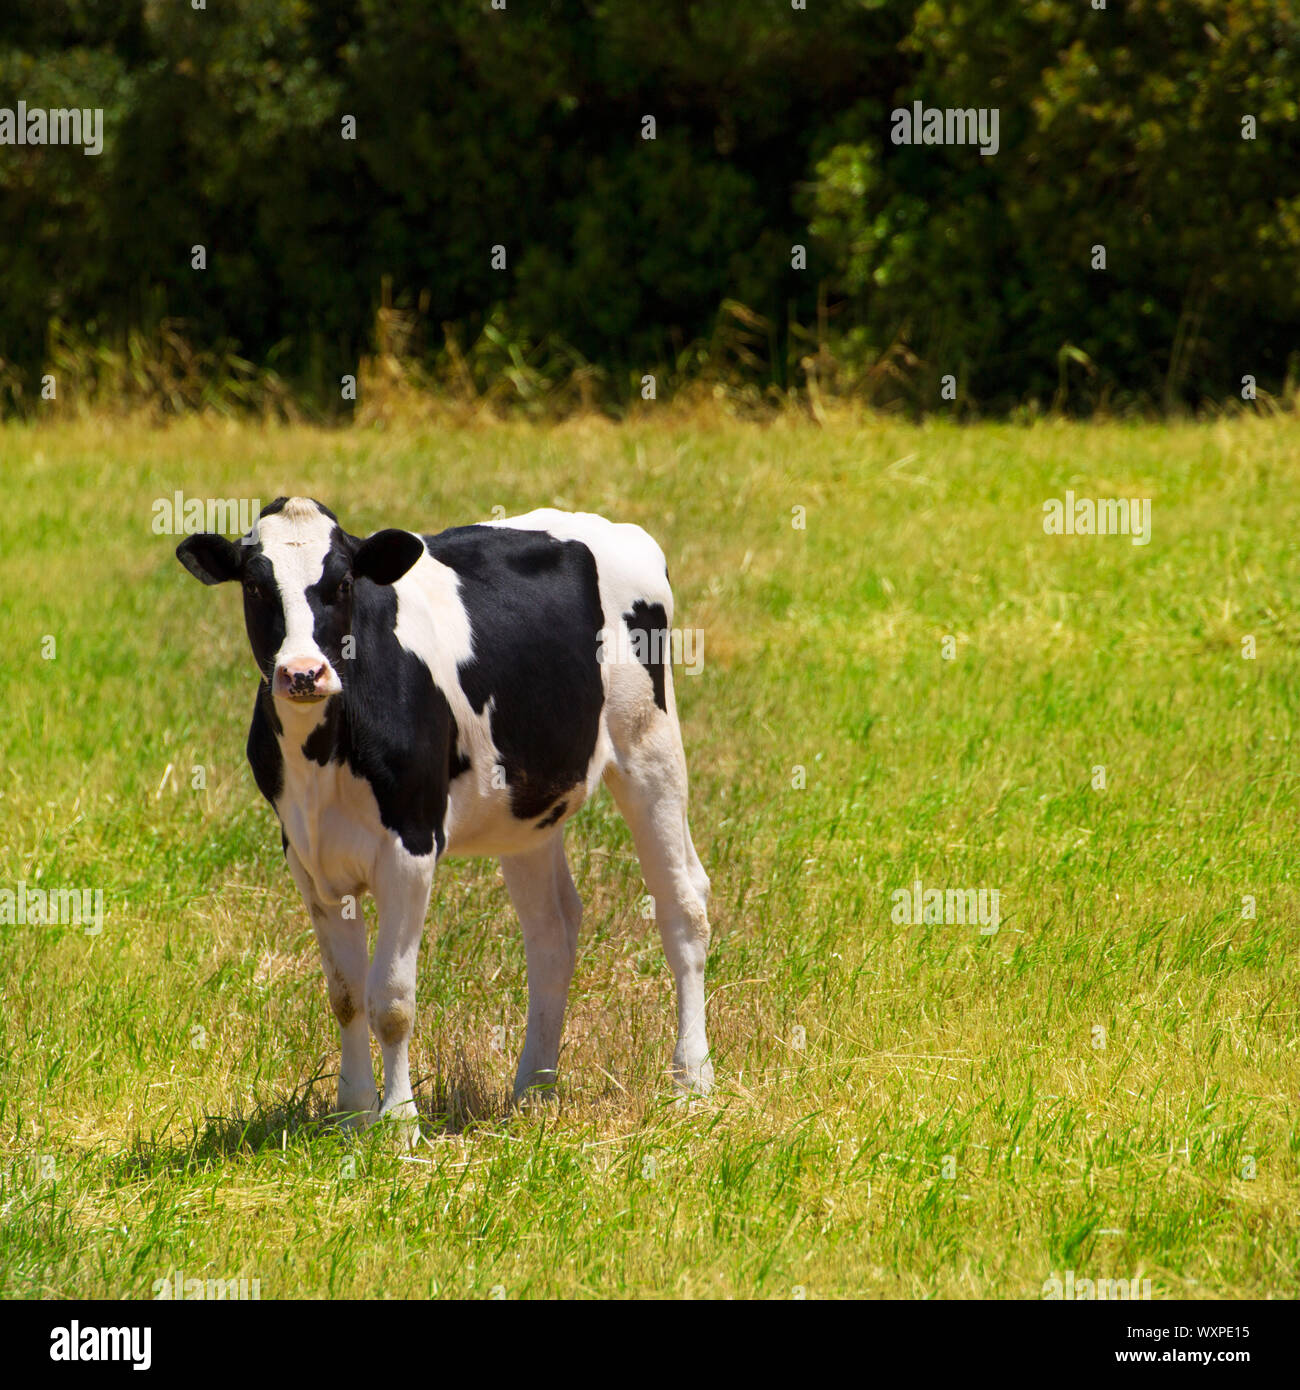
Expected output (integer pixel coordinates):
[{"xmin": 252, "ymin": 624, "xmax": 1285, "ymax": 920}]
[{"xmin": 177, "ymin": 497, "xmax": 712, "ymax": 1140}]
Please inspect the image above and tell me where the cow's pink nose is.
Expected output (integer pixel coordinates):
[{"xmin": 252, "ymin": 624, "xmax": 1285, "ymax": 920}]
[{"xmin": 274, "ymin": 659, "xmax": 332, "ymax": 700}]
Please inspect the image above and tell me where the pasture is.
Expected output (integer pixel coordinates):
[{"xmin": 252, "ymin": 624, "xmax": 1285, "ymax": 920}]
[{"xmin": 1, "ymin": 413, "xmax": 1297, "ymax": 1299}]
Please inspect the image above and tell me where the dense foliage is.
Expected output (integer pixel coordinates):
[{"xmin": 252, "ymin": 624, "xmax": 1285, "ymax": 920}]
[{"xmin": 1, "ymin": 0, "xmax": 1296, "ymax": 414}]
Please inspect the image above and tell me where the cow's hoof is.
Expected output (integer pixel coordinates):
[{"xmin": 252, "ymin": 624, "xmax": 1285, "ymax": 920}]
[
  {"xmin": 333, "ymin": 1107, "xmax": 378, "ymax": 1133},
  {"xmin": 512, "ymin": 1073, "xmax": 561, "ymax": 1111},
  {"xmin": 672, "ymin": 1056, "xmax": 715, "ymax": 1099},
  {"xmin": 333, "ymin": 1086, "xmax": 379, "ymax": 1131},
  {"xmin": 377, "ymin": 1101, "xmax": 421, "ymax": 1151}
]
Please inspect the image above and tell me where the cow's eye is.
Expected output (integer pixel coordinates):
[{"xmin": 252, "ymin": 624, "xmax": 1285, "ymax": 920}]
[
  {"xmin": 245, "ymin": 581, "xmax": 267, "ymax": 601},
  {"xmin": 336, "ymin": 576, "xmax": 353, "ymax": 600}
]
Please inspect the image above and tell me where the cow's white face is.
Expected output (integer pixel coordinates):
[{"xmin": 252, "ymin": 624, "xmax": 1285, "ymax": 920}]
[
  {"xmin": 176, "ymin": 496, "xmax": 427, "ymax": 712},
  {"xmin": 253, "ymin": 500, "xmax": 349, "ymax": 707}
]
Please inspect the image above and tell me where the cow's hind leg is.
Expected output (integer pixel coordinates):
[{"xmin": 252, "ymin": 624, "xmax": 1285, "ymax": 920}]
[
  {"xmin": 604, "ymin": 710, "xmax": 713, "ymax": 1095},
  {"xmin": 502, "ymin": 833, "xmax": 582, "ymax": 1101},
  {"xmin": 286, "ymin": 847, "xmax": 377, "ymax": 1127}
]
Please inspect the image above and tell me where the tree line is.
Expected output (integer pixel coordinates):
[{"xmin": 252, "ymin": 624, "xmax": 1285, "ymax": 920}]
[{"xmin": 0, "ymin": 0, "xmax": 1295, "ymax": 416}]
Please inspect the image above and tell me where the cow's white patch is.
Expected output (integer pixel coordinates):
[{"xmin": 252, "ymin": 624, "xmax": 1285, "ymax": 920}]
[
  {"xmin": 257, "ymin": 500, "xmax": 341, "ymax": 696},
  {"xmin": 275, "ymin": 739, "xmax": 387, "ymax": 904}
]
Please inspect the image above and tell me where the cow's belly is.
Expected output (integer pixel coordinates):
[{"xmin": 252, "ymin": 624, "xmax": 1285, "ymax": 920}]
[
  {"xmin": 440, "ymin": 749, "xmax": 607, "ymax": 859},
  {"xmin": 275, "ymin": 716, "xmax": 613, "ymax": 878}
]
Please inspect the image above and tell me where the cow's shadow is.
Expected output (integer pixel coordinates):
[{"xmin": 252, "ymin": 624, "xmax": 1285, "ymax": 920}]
[
  {"xmin": 411, "ymin": 1057, "xmax": 513, "ymax": 1137},
  {"xmin": 116, "ymin": 1060, "xmax": 338, "ymax": 1178},
  {"xmin": 116, "ymin": 1056, "xmax": 515, "ymax": 1180}
]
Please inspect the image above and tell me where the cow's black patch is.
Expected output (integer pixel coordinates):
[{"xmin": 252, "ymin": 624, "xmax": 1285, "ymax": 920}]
[
  {"xmin": 623, "ymin": 599, "xmax": 669, "ymax": 713},
  {"xmin": 535, "ymin": 800, "xmax": 567, "ymax": 829},
  {"xmin": 291, "ymin": 575, "xmax": 451, "ymax": 858},
  {"xmin": 448, "ymin": 711, "xmax": 472, "ymax": 781},
  {"xmin": 300, "ymin": 695, "xmax": 344, "ymax": 765},
  {"xmin": 240, "ymin": 550, "xmax": 288, "ymax": 683},
  {"xmin": 247, "ymin": 684, "xmax": 285, "ymax": 804},
  {"xmin": 425, "ymin": 525, "xmax": 605, "ymax": 821}
]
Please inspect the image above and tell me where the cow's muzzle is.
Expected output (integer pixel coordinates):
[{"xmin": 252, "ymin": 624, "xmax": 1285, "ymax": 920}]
[{"xmin": 274, "ymin": 658, "xmax": 335, "ymax": 703}]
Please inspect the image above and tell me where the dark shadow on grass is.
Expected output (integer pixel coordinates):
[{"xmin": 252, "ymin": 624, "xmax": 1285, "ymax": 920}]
[
  {"xmin": 412, "ymin": 1047, "xmax": 518, "ymax": 1135},
  {"xmin": 113, "ymin": 1058, "xmax": 350, "ymax": 1180},
  {"xmin": 115, "ymin": 1051, "xmax": 559, "ymax": 1179}
]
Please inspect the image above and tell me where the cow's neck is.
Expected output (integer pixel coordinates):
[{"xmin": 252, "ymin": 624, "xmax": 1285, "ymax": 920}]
[{"xmin": 267, "ymin": 689, "xmax": 345, "ymax": 763}]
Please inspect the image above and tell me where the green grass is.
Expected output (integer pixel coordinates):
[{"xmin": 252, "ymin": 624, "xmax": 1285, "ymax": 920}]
[{"xmin": 0, "ymin": 412, "xmax": 1297, "ymax": 1299}]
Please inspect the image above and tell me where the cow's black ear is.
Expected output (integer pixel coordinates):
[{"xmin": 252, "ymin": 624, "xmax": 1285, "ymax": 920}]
[
  {"xmin": 353, "ymin": 529, "xmax": 425, "ymax": 585},
  {"xmin": 177, "ymin": 533, "xmax": 242, "ymax": 585}
]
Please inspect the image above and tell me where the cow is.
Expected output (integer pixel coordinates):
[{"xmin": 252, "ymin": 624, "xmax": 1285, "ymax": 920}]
[{"xmin": 176, "ymin": 496, "xmax": 713, "ymax": 1142}]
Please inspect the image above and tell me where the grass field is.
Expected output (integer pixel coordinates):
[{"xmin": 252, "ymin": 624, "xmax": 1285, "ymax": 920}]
[{"xmin": 1, "ymin": 412, "xmax": 1297, "ymax": 1300}]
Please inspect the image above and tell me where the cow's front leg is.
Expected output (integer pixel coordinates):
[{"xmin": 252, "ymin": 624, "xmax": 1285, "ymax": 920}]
[
  {"xmin": 285, "ymin": 847, "xmax": 377, "ymax": 1127},
  {"xmin": 369, "ymin": 845, "xmax": 435, "ymax": 1146}
]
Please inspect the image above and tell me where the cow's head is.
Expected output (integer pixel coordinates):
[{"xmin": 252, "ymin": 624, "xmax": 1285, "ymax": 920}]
[{"xmin": 176, "ymin": 497, "xmax": 424, "ymax": 709}]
